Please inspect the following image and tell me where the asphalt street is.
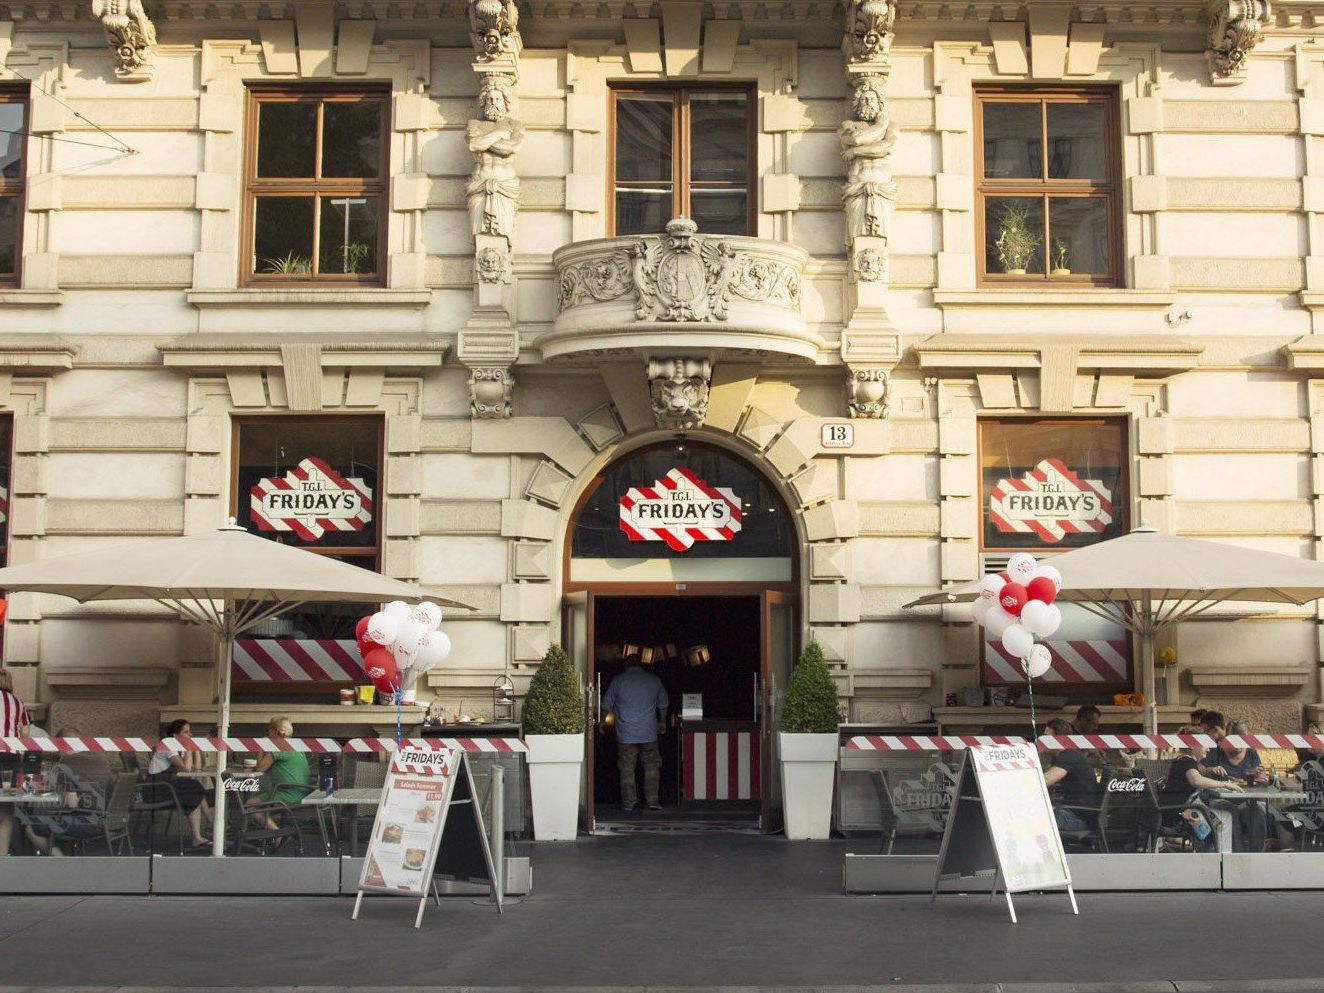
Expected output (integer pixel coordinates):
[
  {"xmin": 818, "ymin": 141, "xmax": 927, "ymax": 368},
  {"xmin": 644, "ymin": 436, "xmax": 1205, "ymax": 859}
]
[{"xmin": 0, "ymin": 836, "xmax": 1321, "ymax": 990}]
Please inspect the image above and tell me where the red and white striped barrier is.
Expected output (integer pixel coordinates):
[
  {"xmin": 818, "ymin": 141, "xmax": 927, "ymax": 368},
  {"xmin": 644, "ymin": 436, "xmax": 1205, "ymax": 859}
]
[
  {"xmin": 162, "ymin": 736, "xmax": 342, "ymax": 753},
  {"xmin": 683, "ymin": 731, "xmax": 760, "ymax": 801},
  {"xmin": 233, "ymin": 638, "xmax": 366, "ymax": 682},
  {"xmin": 984, "ymin": 638, "xmax": 1129, "ymax": 685},
  {"xmin": 0, "ymin": 736, "xmax": 156, "ymax": 753},
  {"xmin": 1038, "ymin": 733, "xmax": 1214, "ymax": 750},
  {"xmin": 343, "ymin": 736, "xmax": 526, "ymax": 754},
  {"xmin": 847, "ymin": 735, "xmax": 1021, "ymax": 751},
  {"xmin": 1224, "ymin": 734, "xmax": 1324, "ymax": 751}
]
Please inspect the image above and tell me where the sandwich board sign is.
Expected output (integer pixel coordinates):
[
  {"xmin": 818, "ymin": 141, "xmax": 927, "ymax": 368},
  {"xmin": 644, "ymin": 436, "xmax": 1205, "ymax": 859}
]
[
  {"xmin": 351, "ymin": 745, "xmax": 502, "ymax": 928},
  {"xmin": 930, "ymin": 742, "xmax": 1078, "ymax": 923}
]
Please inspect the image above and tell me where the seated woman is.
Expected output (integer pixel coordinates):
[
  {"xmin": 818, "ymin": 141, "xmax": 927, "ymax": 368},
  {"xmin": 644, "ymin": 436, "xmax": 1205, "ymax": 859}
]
[
  {"xmin": 24, "ymin": 724, "xmax": 113, "ymax": 856},
  {"xmin": 145, "ymin": 719, "xmax": 212, "ymax": 848},
  {"xmin": 1040, "ymin": 718, "xmax": 1102, "ymax": 834},
  {"xmin": 247, "ymin": 717, "xmax": 312, "ymax": 830}
]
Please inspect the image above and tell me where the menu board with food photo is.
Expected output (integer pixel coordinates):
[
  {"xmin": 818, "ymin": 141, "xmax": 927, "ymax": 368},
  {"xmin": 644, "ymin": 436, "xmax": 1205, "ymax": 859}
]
[{"xmin": 357, "ymin": 746, "xmax": 457, "ymax": 896}]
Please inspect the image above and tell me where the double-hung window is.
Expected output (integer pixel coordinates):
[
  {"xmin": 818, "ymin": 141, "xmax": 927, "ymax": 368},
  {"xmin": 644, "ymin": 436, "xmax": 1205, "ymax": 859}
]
[
  {"xmin": 0, "ymin": 89, "xmax": 27, "ymax": 284},
  {"xmin": 610, "ymin": 86, "xmax": 755, "ymax": 236},
  {"xmin": 245, "ymin": 87, "xmax": 389, "ymax": 284},
  {"xmin": 976, "ymin": 87, "xmax": 1119, "ymax": 285}
]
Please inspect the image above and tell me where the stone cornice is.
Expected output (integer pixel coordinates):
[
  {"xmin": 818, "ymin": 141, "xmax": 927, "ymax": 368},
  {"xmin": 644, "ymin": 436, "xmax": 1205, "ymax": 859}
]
[
  {"xmin": 159, "ymin": 332, "xmax": 449, "ymax": 368},
  {"xmin": 0, "ymin": 334, "xmax": 79, "ymax": 370},
  {"xmin": 1281, "ymin": 333, "xmax": 1324, "ymax": 369},
  {"xmin": 914, "ymin": 332, "xmax": 1204, "ymax": 374}
]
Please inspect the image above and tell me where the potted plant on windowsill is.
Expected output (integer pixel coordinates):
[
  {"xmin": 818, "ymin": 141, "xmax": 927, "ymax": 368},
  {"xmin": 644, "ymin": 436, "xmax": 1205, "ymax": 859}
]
[
  {"xmin": 993, "ymin": 202, "xmax": 1040, "ymax": 275},
  {"xmin": 522, "ymin": 643, "xmax": 585, "ymax": 841},
  {"xmin": 778, "ymin": 641, "xmax": 841, "ymax": 840},
  {"xmin": 1050, "ymin": 238, "xmax": 1072, "ymax": 277}
]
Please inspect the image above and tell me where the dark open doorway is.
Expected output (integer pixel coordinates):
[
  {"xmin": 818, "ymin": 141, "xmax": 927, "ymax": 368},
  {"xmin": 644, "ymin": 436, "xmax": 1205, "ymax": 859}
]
[{"xmin": 593, "ymin": 595, "xmax": 761, "ymax": 821}]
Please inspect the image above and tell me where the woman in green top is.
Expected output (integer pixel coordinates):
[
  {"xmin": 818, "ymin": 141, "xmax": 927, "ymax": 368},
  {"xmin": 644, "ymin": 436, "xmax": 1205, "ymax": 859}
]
[{"xmin": 251, "ymin": 717, "xmax": 312, "ymax": 826}]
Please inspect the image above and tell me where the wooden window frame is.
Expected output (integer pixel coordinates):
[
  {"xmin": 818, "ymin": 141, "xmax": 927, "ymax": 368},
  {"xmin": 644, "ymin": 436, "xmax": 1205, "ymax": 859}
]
[
  {"xmin": 607, "ymin": 83, "xmax": 757, "ymax": 237},
  {"xmin": 0, "ymin": 87, "xmax": 29, "ymax": 287},
  {"xmin": 974, "ymin": 85, "xmax": 1121, "ymax": 287},
  {"xmin": 242, "ymin": 85, "xmax": 390, "ymax": 287}
]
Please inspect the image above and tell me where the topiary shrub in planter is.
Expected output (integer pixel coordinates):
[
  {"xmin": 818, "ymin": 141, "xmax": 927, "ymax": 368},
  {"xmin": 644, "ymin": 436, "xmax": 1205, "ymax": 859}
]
[
  {"xmin": 779, "ymin": 641, "xmax": 841, "ymax": 840},
  {"xmin": 522, "ymin": 644, "xmax": 586, "ymax": 840}
]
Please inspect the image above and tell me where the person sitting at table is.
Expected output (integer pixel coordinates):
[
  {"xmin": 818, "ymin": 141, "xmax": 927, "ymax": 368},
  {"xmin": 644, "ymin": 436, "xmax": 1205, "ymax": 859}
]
[
  {"xmin": 23, "ymin": 724, "xmax": 113, "ymax": 856},
  {"xmin": 1195, "ymin": 711, "xmax": 1232, "ymax": 779},
  {"xmin": 146, "ymin": 719, "xmax": 212, "ymax": 848},
  {"xmin": 1040, "ymin": 718, "xmax": 1102, "ymax": 834},
  {"xmin": 1160, "ymin": 729, "xmax": 1239, "ymax": 849},
  {"xmin": 1207, "ymin": 720, "xmax": 1269, "ymax": 785},
  {"xmin": 247, "ymin": 717, "xmax": 312, "ymax": 830}
]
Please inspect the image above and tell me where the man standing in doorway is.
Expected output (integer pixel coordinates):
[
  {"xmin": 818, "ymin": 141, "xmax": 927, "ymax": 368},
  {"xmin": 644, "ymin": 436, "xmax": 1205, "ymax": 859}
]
[{"xmin": 602, "ymin": 653, "xmax": 669, "ymax": 812}]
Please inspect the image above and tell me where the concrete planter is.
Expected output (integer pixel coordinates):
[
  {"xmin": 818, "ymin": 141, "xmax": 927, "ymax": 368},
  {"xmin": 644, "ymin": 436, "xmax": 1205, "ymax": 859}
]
[
  {"xmin": 526, "ymin": 733, "xmax": 584, "ymax": 840},
  {"xmin": 778, "ymin": 731, "xmax": 839, "ymax": 840}
]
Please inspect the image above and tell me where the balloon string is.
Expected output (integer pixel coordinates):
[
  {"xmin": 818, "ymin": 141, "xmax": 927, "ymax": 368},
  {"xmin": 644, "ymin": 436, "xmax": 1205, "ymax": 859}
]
[{"xmin": 1026, "ymin": 670, "xmax": 1038, "ymax": 740}]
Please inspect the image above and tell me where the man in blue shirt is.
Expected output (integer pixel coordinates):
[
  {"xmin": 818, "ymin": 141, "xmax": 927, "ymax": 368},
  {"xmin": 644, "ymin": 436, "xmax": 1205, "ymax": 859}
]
[{"xmin": 602, "ymin": 654, "xmax": 669, "ymax": 811}]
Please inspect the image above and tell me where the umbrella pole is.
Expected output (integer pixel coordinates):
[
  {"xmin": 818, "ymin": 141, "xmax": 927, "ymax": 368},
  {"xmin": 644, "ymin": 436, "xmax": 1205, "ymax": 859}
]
[
  {"xmin": 1141, "ymin": 594, "xmax": 1157, "ymax": 736},
  {"xmin": 212, "ymin": 613, "xmax": 234, "ymax": 858}
]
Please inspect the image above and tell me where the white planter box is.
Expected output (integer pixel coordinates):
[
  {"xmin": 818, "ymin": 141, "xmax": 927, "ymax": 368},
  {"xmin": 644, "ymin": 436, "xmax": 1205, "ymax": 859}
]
[
  {"xmin": 525, "ymin": 733, "xmax": 584, "ymax": 841},
  {"xmin": 779, "ymin": 731, "xmax": 839, "ymax": 840}
]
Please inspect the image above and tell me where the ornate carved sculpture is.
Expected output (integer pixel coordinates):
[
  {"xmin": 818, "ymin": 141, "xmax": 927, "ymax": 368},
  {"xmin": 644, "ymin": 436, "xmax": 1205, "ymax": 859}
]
[
  {"xmin": 92, "ymin": 0, "xmax": 157, "ymax": 81},
  {"xmin": 476, "ymin": 246, "xmax": 510, "ymax": 284},
  {"xmin": 632, "ymin": 219, "xmax": 738, "ymax": 322},
  {"xmin": 648, "ymin": 358, "xmax": 712, "ymax": 431},
  {"xmin": 844, "ymin": 0, "xmax": 896, "ymax": 63},
  {"xmin": 853, "ymin": 247, "xmax": 886, "ymax": 282},
  {"xmin": 1208, "ymin": 0, "xmax": 1271, "ymax": 82},
  {"xmin": 469, "ymin": 0, "xmax": 521, "ymax": 62},
  {"xmin": 469, "ymin": 366, "xmax": 515, "ymax": 419},
  {"xmin": 467, "ymin": 75, "xmax": 525, "ymax": 240},
  {"xmin": 847, "ymin": 368, "xmax": 889, "ymax": 419},
  {"xmin": 840, "ymin": 76, "xmax": 899, "ymax": 244}
]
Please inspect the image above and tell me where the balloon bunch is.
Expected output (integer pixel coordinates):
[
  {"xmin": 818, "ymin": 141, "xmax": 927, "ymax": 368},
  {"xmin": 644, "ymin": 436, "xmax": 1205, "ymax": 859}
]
[
  {"xmin": 973, "ymin": 552, "xmax": 1062, "ymax": 680},
  {"xmin": 355, "ymin": 600, "xmax": 452, "ymax": 700}
]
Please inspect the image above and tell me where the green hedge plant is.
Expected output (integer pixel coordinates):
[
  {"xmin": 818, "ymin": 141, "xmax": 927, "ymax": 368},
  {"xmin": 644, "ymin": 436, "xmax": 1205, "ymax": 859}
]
[
  {"xmin": 522, "ymin": 644, "xmax": 586, "ymax": 734},
  {"xmin": 780, "ymin": 641, "xmax": 841, "ymax": 734}
]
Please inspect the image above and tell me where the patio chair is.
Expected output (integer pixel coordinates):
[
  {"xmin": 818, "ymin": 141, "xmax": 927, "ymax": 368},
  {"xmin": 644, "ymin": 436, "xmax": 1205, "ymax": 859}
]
[
  {"xmin": 52, "ymin": 772, "xmax": 136, "ymax": 856},
  {"xmin": 230, "ymin": 793, "xmax": 306, "ymax": 857},
  {"xmin": 347, "ymin": 757, "xmax": 387, "ymax": 855},
  {"xmin": 130, "ymin": 776, "xmax": 187, "ymax": 855}
]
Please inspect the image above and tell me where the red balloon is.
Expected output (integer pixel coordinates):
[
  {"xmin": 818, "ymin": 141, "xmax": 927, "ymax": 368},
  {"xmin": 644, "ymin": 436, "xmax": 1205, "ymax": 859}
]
[
  {"xmin": 999, "ymin": 582, "xmax": 1029, "ymax": 616},
  {"xmin": 362, "ymin": 647, "xmax": 398, "ymax": 694},
  {"xmin": 1026, "ymin": 576, "xmax": 1057, "ymax": 605},
  {"xmin": 0, "ymin": 599, "xmax": 8, "ymax": 623},
  {"xmin": 998, "ymin": 571, "xmax": 1012, "ymax": 585},
  {"xmin": 355, "ymin": 615, "xmax": 372, "ymax": 643}
]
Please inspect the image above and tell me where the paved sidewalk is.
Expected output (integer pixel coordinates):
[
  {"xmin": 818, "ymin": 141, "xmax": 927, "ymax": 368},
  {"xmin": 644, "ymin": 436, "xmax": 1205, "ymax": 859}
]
[{"xmin": 0, "ymin": 836, "xmax": 1322, "ymax": 989}]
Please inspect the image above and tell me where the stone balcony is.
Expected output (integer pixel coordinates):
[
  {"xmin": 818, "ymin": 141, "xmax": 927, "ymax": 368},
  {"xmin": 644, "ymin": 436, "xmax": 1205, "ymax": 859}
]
[{"xmin": 541, "ymin": 218, "xmax": 817, "ymax": 362}]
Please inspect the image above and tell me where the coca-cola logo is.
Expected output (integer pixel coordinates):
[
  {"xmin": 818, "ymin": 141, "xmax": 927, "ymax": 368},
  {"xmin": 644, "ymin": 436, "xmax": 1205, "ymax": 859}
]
[
  {"xmin": 222, "ymin": 777, "xmax": 261, "ymax": 792},
  {"xmin": 1107, "ymin": 777, "xmax": 1145, "ymax": 793}
]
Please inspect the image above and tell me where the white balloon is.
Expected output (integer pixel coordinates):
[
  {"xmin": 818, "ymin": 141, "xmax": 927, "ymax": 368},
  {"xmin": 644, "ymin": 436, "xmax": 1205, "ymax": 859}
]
[
  {"xmin": 384, "ymin": 600, "xmax": 412, "ymax": 622},
  {"xmin": 1036, "ymin": 565, "xmax": 1063, "ymax": 592},
  {"xmin": 392, "ymin": 638, "xmax": 419, "ymax": 669},
  {"xmin": 979, "ymin": 574, "xmax": 1006, "ymax": 601},
  {"xmin": 984, "ymin": 604, "xmax": 1014, "ymax": 637},
  {"xmin": 1002, "ymin": 623, "xmax": 1035, "ymax": 660},
  {"xmin": 1020, "ymin": 599, "xmax": 1055, "ymax": 637},
  {"xmin": 410, "ymin": 601, "xmax": 443, "ymax": 632},
  {"xmin": 1007, "ymin": 553, "xmax": 1038, "ymax": 583},
  {"xmin": 1021, "ymin": 643, "xmax": 1052, "ymax": 679},
  {"xmin": 394, "ymin": 618, "xmax": 427, "ymax": 649},
  {"xmin": 1036, "ymin": 603, "xmax": 1062, "ymax": 638},
  {"xmin": 415, "ymin": 631, "xmax": 451, "ymax": 672},
  {"xmin": 972, "ymin": 598, "xmax": 992, "ymax": 624},
  {"xmin": 365, "ymin": 611, "xmax": 398, "ymax": 647}
]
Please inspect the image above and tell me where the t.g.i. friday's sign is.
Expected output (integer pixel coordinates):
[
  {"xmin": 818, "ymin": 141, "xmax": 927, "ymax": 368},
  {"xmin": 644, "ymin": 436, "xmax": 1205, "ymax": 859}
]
[
  {"xmin": 987, "ymin": 458, "xmax": 1113, "ymax": 544},
  {"xmin": 250, "ymin": 456, "xmax": 373, "ymax": 542},
  {"xmin": 619, "ymin": 466, "xmax": 743, "ymax": 552}
]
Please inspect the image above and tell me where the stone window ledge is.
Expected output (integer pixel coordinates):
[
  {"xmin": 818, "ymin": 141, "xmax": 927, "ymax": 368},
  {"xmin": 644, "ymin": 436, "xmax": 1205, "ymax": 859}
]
[
  {"xmin": 0, "ymin": 290, "xmax": 63, "ymax": 308},
  {"xmin": 44, "ymin": 666, "xmax": 171, "ymax": 700},
  {"xmin": 932, "ymin": 289, "xmax": 1176, "ymax": 309},
  {"xmin": 185, "ymin": 289, "xmax": 433, "ymax": 308},
  {"xmin": 848, "ymin": 668, "xmax": 934, "ymax": 700},
  {"xmin": 1187, "ymin": 666, "xmax": 1312, "ymax": 697}
]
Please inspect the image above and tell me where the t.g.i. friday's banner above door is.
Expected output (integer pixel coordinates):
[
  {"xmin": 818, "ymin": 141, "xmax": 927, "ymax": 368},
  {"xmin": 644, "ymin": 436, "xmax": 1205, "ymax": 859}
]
[
  {"xmin": 987, "ymin": 458, "xmax": 1113, "ymax": 544},
  {"xmin": 250, "ymin": 456, "xmax": 374, "ymax": 542},
  {"xmin": 619, "ymin": 466, "xmax": 742, "ymax": 552}
]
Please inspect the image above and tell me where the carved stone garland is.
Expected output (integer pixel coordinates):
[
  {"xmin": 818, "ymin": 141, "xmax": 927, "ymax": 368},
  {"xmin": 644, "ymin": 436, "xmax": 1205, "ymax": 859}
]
[
  {"xmin": 1207, "ymin": 0, "xmax": 1271, "ymax": 85},
  {"xmin": 92, "ymin": 0, "xmax": 157, "ymax": 82},
  {"xmin": 460, "ymin": 0, "xmax": 525, "ymax": 419}
]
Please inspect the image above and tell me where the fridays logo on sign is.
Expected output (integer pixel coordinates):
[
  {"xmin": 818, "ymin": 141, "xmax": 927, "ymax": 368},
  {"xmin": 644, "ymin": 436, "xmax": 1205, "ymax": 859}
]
[
  {"xmin": 619, "ymin": 466, "xmax": 743, "ymax": 552},
  {"xmin": 250, "ymin": 456, "xmax": 373, "ymax": 542},
  {"xmin": 988, "ymin": 458, "xmax": 1113, "ymax": 544}
]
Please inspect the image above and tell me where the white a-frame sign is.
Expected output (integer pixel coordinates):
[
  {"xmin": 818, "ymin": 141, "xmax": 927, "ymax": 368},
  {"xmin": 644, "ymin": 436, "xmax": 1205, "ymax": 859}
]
[
  {"xmin": 352, "ymin": 745, "xmax": 502, "ymax": 928},
  {"xmin": 930, "ymin": 742, "xmax": 1078, "ymax": 923}
]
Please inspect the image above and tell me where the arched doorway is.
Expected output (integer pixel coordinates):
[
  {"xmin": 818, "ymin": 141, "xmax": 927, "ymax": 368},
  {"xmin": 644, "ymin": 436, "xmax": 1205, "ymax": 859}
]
[{"xmin": 561, "ymin": 439, "xmax": 800, "ymax": 832}]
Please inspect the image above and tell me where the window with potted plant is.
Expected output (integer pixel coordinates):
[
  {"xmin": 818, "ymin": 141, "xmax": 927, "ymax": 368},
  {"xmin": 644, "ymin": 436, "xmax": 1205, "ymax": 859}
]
[
  {"xmin": 521, "ymin": 644, "xmax": 586, "ymax": 840},
  {"xmin": 779, "ymin": 641, "xmax": 841, "ymax": 840}
]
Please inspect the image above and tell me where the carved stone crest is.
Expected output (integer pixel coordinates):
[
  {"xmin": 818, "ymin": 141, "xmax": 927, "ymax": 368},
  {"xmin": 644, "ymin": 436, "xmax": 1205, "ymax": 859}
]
[
  {"xmin": 469, "ymin": 0, "xmax": 521, "ymax": 61},
  {"xmin": 648, "ymin": 357, "xmax": 712, "ymax": 430},
  {"xmin": 845, "ymin": 0, "xmax": 896, "ymax": 64},
  {"xmin": 1208, "ymin": 0, "xmax": 1271, "ymax": 83},
  {"xmin": 631, "ymin": 218, "xmax": 738, "ymax": 322},
  {"xmin": 92, "ymin": 0, "xmax": 157, "ymax": 81},
  {"xmin": 469, "ymin": 366, "xmax": 514, "ymax": 419},
  {"xmin": 847, "ymin": 368, "xmax": 889, "ymax": 419}
]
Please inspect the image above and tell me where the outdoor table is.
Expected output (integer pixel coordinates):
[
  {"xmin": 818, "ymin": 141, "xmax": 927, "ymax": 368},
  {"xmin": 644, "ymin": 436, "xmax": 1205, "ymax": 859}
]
[
  {"xmin": 1207, "ymin": 787, "xmax": 1308, "ymax": 852},
  {"xmin": 301, "ymin": 788, "xmax": 382, "ymax": 855},
  {"xmin": 0, "ymin": 791, "xmax": 62, "ymax": 807}
]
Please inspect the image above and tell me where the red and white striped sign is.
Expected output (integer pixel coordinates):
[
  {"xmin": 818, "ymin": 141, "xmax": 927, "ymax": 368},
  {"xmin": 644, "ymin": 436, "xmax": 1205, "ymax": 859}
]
[
  {"xmin": 390, "ymin": 745, "xmax": 456, "ymax": 776},
  {"xmin": 161, "ymin": 736, "xmax": 343, "ymax": 753},
  {"xmin": 847, "ymin": 735, "xmax": 1021, "ymax": 751},
  {"xmin": 972, "ymin": 743, "xmax": 1041, "ymax": 773},
  {"xmin": 984, "ymin": 638, "xmax": 1128, "ymax": 684},
  {"xmin": 988, "ymin": 458, "xmax": 1113, "ymax": 544},
  {"xmin": 344, "ymin": 736, "xmax": 527, "ymax": 754},
  {"xmin": 683, "ymin": 731, "xmax": 760, "ymax": 801},
  {"xmin": 233, "ymin": 639, "xmax": 366, "ymax": 682},
  {"xmin": 619, "ymin": 466, "xmax": 742, "ymax": 552},
  {"xmin": 0, "ymin": 736, "xmax": 155, "ymax": 753},
  {"xmin": 249, "ymin": 456, "xmax": 372, "ymax": 542}
]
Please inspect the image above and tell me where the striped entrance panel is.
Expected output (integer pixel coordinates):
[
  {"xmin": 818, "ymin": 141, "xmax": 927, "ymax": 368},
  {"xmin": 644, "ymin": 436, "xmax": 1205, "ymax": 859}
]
[
  {"xmin": 682, "ymin": 731, "xmax": 760, "ymax": 801},
  {"xmin": 983, "ymin": 638, "xmax": 1128, "ymax": 685},
  {"xmin": 232, "ymin": 639, "xmax": 366, "ymax": 682}
]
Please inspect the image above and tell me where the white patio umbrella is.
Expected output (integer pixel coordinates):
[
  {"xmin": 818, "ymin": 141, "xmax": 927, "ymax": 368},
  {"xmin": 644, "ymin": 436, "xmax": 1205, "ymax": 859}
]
[
  {"xmin": 904, "ymin": 524, "xmax": 1324, "ymax": 733},
  {"xmin": 0, "ymin": 522, "xmax": 470, "ymax": 855}
]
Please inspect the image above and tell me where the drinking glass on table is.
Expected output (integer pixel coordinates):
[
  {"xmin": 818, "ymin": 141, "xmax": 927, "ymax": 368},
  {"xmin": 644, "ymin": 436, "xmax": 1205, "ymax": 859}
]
[{"xmin": 1, "ymin": 770, "xmax": 11, "ymax": 792}]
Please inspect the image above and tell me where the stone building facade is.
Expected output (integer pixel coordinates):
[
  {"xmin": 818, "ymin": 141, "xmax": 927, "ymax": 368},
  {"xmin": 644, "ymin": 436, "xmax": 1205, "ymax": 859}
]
[{"xmin": 0, "ymin": 0, "xmax": 1321, "ymax": 763}]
